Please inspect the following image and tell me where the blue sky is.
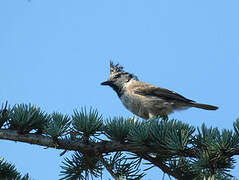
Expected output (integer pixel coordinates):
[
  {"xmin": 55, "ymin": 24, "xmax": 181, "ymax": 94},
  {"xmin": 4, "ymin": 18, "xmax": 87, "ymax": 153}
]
[{"xmin": 0, "ymin": 0, "xmax": 239, "ymax": 179}]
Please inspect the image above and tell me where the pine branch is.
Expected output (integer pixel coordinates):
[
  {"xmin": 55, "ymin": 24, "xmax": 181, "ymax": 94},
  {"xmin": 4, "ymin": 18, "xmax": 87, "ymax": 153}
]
[
  {"xmin": 1, "ymin": 102, "xmax": 238, "ymax": 179},
  {"xmin": 0, "ymin": 129, "xmax": 193, "ymax": 157},
  {"xmin": 0, "ymin": 101, "xmax": 9, "ymax": 128},
  {"xmin": 0, "ymin": 158, "xmax": 30, "ymax": 180},
  {"xmin": 0, "ymin": 129, "xmax": 239, "ymax": 157},
  {"xmin": 136, "ymin": 153, "xmax": 183, "ymax": 180},
  {"xmin": 99, "ymin": 154, "xmax": 119, "ymax": 180},
  {"xmin": 0, "ymin": 129, "xmax": 168, "ymax": 154}
]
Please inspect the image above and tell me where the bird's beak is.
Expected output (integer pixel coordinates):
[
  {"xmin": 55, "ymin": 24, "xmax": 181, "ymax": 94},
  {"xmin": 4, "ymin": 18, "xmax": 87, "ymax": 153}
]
[{"xmin": 101, "ymin": 80, "xmax": 112, "ymax": 86}]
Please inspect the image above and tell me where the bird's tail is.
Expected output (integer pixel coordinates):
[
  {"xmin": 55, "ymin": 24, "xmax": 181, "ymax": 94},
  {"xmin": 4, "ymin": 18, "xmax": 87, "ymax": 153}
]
[{"xmin": 189, "ymin": 102, "xmax": 218, "ymax": 110}]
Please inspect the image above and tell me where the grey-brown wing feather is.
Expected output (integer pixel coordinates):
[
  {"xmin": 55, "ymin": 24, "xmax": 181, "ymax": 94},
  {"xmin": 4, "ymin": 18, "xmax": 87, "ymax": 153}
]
[{"xmin": 132, "ymin": 82, "xmax": 194, "ymax": 103}]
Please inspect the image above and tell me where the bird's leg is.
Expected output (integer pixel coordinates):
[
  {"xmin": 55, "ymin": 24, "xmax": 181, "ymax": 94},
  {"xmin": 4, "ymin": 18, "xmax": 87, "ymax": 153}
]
[
  {"xmin": 160, "ymin": 113, "xmax": 168, "ymax": 121},
  {"xmin": 148, "ymin": 113, "xmax": 157, "ymax": 120},
  {"xmin": 148, "ymin": 113, "xmax": 168, "ymax": 121}
]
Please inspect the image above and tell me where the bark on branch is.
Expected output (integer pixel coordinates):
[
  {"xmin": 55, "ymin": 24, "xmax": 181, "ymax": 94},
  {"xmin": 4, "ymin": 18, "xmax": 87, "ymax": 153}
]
[{"xmin": 0, "ymin": 129, "xmax": 239, "ymax": 157}]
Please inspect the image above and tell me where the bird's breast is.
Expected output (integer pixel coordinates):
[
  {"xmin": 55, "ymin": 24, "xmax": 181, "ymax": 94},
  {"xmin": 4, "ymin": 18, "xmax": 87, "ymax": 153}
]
[
  {"xmin": 120, "ymin": 81, "xmax": 140, "ymax": 111},
  {"xmin": 120, "ymin": 92, "xmax": 138, "ymax": 111},
  {"xmin": 120, "ymin": 90, "xmax": 149, "ymax": 119}
]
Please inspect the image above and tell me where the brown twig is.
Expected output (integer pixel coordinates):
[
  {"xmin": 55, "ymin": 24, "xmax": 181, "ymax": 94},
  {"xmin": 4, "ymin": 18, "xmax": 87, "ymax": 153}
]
[{"xmin": 99, "ymin": 154, "xmax": 119, "ymax": 180}]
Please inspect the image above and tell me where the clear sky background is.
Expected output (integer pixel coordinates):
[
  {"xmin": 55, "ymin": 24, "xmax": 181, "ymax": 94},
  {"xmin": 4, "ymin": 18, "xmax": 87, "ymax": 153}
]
[{"xmin": 0, "ymin": 0, "xmax": 239, "ymax": 179}]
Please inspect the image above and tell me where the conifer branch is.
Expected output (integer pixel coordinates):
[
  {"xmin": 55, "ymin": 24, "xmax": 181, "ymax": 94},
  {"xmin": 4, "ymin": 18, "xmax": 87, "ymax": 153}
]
[
  {"xmin": 0, "ymin": 129, "xmax": 170, "ymax": 154},
  {"xmin": 0, "ymin": 103, "xmax": 238, "ymax": 179},
  {"xmin": 136, "ymin": 153, "xmax": 183, "ymax": 179},
  {"xmin": 99, "ymin": 154, "xmax": 119, "ymax": 180},
  {"xmin": 0, "ymin": 129, "xmax": 239, "ymax": 157}
]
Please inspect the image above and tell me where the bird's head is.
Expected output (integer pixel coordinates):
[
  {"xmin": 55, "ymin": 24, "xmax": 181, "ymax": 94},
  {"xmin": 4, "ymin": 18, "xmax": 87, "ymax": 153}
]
[{"xmin": 101, "ymin": 61, "xmax": 138, "ymax": 96}]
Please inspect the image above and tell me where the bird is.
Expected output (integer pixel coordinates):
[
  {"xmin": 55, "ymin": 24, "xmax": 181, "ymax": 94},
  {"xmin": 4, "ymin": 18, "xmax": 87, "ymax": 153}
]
[{"xmin": 101, "ymin": 62, "xmax": 218, "ymax": 120}]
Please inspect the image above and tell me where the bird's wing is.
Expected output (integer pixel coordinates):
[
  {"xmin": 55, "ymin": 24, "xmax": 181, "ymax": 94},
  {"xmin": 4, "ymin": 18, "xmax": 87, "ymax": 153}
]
[{"xmin": 132, "ymin": 82, "xmax": 194, "ymax": 103}]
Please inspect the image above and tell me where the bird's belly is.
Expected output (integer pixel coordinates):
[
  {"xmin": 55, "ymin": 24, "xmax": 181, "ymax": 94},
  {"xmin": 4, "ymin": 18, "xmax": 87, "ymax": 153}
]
[{"xmin": 120, "ymin": 93, "xmax": 149, "ymax": 119}]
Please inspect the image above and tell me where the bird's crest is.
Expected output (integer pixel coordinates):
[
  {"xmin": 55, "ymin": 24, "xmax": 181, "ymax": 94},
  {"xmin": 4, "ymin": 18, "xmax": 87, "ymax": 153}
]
[{"xmin": 110, "ymin": 61, "xmax": 124, "ymax": 75}]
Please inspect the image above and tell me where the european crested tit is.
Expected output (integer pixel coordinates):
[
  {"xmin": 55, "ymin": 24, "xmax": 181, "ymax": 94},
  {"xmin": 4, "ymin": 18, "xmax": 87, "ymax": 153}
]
[{"xmin": 101, "ymin": 62, "xmax": 218, "ymax": 120}]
